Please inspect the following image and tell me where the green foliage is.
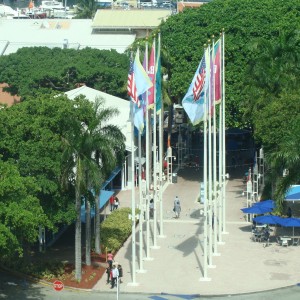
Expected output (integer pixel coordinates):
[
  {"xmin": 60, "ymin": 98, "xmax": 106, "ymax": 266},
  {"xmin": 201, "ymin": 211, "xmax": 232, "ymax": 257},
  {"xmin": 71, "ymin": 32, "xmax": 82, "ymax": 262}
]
[
  {"xmin": 157, "ymin": 0, "xmax": 300, "ymax": 127},
  {"xmin": 100, "ymin": 208, "xmax": 134, "ymax": 252},
  {"xmin": 0, "ymin": 47, "xmax": 129, "ymax": 100},
  {"xmin": 0, "ymin": 159, "xmax": 50, "ymax": 257}
]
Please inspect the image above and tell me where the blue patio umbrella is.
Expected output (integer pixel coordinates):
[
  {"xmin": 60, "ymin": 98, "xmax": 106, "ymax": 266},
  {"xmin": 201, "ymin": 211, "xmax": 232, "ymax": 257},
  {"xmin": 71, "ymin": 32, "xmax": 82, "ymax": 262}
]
[
  {"xmin": 277, "ymin": 217, "xmax": 300, "ymax": 237},
  {"xmin": 254, "ymin": 200, "xmax": 275, "ymax": 209},
  {"xmin": 241, "ymin": 205, "xmax": 273, "ymax": 214},
  {"xmin": 253, "ymin": 215, "xmax": 282, "ymax": 225}
]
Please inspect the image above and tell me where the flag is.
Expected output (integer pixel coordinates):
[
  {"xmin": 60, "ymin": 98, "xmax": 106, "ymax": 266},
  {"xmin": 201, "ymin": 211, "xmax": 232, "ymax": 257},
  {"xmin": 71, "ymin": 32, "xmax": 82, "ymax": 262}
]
[
  {"xmin": 192, "ymin": 56, "xmax": 206, "ymax": 101},
  {"xmin": 148, "ymin": 41, "xmax": 155, "ymax": 109},
  {"xmin": 182, "ymin": 49, "xmax": 208, "ymax": 125},
  {"xmin": 127, "ymin": 52, "xmax": 138, "ymax": 106},
  {"xmin": 156, "ymin": 34, "xmax": 162, "ymax": 114},
  {"xmin": 134, "ymin": 49, "xmax": 153, "ymax": 98},
  {"xmin": 128, "ymin": 49, "xmax": 153, "ymax": 107},
  {"xmin": 214, "ymin": 39, "xmax": 222, "ymax": 104}
]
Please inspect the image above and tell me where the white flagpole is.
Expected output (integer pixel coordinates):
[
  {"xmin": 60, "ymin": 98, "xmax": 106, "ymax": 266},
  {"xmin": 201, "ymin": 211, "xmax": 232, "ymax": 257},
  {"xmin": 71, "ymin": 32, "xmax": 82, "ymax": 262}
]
[
  {"xmin": 207, "ymin": 42, "xmax": 214, "ymax": 269},
  {"xmin": 158, "ymin": 34, "xmax": 165, "ymax": 238},
  {"xmin": 144, "ymin": 41, "xmax": 153, "ymax": 261},
  {"xmin": 221, "ymin": 31, "xmax": 228, "ymax": 235},
  {"xmin": 137, "ymin": 130, "xmax": 146, "ymax": 273},
  {"xmin": 200, "ymin": 45, "xmax": 210, "ymax": 281},
  {"xmin": 151, "ymin": 38, "xmax": 159, "ymax": 249},
  {"xmin": 129, "ymin": 100, "xmax": 138, "ymax": 285},
  {"xmin": 212, "ymin": 36, "xmax": 220, "ymax": 256},
  {"xmin": 218, "ymin": 33, "xmax": 224, "ymax": 245}
]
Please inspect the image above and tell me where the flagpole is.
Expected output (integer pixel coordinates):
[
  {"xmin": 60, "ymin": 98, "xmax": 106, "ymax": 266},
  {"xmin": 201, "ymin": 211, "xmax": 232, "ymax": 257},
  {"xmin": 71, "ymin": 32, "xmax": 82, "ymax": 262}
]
[
  {"xmin": 221, "ymin": 31, "xmax": 228, "ymax": 235},
  {"xmin": 212, "ymin": 36, "xmax": 220, "ymax": 257},
  {"xmin": 200, "ymin": 45, "xmax": 210, "ymax": 281},
  {"xmin": 144, "ymin": 41, "xmax": 153, "ymax": 261},
  {"xmin": 137, "ymin": 130, "xmax": 146, "ymax": 273},
  {"xmin": 207, "ymin": 41, "xmax": 215, "ymax": 269},
  {"xmin": 218, "ymin": 33, "xmax": 224, "ymax": 245},
  {"xmin": 151, "ymin": 37, "xmax": 159, "ymax": 250},
  {"xmin": 129, "ymin": 100, "xmax": 138, "ymax": 286}
]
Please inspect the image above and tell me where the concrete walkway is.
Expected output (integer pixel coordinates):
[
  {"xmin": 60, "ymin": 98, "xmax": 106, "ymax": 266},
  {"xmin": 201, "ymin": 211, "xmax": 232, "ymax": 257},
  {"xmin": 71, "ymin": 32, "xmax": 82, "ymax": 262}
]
[{"xmin": 93, "ymin": 165, "xmax": 300, "ymax": 296}]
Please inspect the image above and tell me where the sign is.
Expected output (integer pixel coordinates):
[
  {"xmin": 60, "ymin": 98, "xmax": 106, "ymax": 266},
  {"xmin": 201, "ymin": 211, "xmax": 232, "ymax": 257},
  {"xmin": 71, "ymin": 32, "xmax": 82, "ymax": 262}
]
[{"xmin": 53, "ymin": 280, "xmax": 64, "ymax": 292}]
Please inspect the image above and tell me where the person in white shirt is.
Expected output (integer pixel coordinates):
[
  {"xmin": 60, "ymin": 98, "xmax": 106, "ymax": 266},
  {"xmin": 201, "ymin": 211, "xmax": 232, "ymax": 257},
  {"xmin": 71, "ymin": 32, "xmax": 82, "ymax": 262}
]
[{"xmin": 110, "ymin": 264, "xmax": 119, "ymax": 289}]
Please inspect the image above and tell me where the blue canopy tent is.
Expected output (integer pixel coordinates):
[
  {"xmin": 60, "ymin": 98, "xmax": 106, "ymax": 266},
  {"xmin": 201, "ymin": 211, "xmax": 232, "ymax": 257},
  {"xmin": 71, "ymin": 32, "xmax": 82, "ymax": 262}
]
[
  {"xmin": 81, "ymin": 190, "xmax": 114, "ymax": 223},
  {"xmin": 277, "ymin": 217, "xmax": 300, "ymax": 237},
  {"xmin": 241, "ymin": 205, "xmax": 273, "ymax": 214},
  {"xmin": 285, "ymin": 185, "xmax": 300, "ymax": 201},
  {"xmin": 254, "ymin": 200, "xmax": 275, "ymax": 209},
  {"xmin": 253, "ymin": 215, "xmax": 282, "ymax": 225}
]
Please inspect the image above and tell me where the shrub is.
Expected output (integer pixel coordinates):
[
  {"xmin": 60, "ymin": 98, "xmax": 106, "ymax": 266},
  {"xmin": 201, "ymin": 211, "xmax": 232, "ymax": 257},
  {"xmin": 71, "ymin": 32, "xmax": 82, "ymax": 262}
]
[{"xmin": 100, "ymin": 207, "xmax": 138, "ymax": 252}]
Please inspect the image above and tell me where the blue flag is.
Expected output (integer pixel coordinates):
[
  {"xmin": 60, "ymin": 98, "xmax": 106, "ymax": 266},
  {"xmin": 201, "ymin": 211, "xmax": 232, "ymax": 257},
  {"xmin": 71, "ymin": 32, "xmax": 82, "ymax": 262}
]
[{"xmin": 182, "ymin": 51, "xmax": 208, "ymax": 125}]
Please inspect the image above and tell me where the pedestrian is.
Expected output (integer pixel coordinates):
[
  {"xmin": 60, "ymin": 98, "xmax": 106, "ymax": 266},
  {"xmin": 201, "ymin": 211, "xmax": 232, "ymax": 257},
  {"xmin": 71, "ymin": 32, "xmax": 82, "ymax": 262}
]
[
  {"xmin": 149, "ymin": 198, "xmax": 154, "ymax": 218},
  {"xmin": 173, "ymin": 196, "xmax": 181, "ymax": 219},
  {"xmin": 114, "ymin": 196, "xmax": 120, "ymax": 210},
  {"xmin": 287, "ymin": 207, "xmax": 292, "ymax": 218},
  {"xmin": 105, "ymin": 264, "xmax": 111, "ymax": 284},
  {"xmin": 107, "ymin": 251, "xmax": 114, "ymax": 269},
  {"xmin": 110, "ymin": 264, "xmax": 119, "ymax": 289},
  {"xmin": 117, "ymin": 264, "xmax": 123, "ymax": 283},
  {"xmin": 109, "ymin": 195, "xmax": 114, "ymax": 212}
]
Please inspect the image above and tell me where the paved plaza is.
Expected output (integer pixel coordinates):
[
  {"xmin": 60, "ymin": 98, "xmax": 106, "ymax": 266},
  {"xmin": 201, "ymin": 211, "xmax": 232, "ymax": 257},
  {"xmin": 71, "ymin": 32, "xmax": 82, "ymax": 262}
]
[{"xmin": 93, "ymin": 165, "xmax": 300, "ymax": 296}]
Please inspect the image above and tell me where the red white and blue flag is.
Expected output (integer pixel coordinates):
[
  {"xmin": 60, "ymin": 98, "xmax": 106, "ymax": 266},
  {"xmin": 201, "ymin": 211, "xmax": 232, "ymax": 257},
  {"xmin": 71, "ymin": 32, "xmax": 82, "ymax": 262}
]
[
  {"xmin": 127, "ymin": 53, "xmax": 139, "ymax": 107},
  {"xmin": 192, "ymin": 57, "xmax": 206, "ymax": 101}
]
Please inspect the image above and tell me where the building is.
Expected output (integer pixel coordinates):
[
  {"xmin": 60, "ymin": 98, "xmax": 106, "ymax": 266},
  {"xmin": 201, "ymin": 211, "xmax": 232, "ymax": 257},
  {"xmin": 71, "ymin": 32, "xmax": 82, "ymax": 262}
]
[{"xmin": 92, "ymin": 9, "xmax": 171, "ymax": 38}]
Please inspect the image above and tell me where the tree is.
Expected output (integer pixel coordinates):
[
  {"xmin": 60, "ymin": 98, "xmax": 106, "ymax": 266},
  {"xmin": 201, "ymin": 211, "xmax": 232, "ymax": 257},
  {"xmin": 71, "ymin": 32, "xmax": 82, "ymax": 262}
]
[
  {"xmin": 0, "ymin": 47, "xmax": 129, "ymax": 100},
  {"xmin": 74, "ymin": 0, "xmax": 98, "ymax": 19},
  {"xmin": 0, "ymin": 158, "xmax": 50, "ymax": 260},
  {"xmin": 156, "ymin": 0, "xmax": 300, "ymax": 127},
  {"xmin": 61, "ymin": 97, "xmax": 125, "ymax": 280}
]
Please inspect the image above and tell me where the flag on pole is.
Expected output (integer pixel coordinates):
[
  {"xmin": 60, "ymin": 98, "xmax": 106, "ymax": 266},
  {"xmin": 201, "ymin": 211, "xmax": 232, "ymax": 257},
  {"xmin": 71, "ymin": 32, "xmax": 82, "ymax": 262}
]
[
  {"xmin": 127, "ymin": 52, "xmax": 138, "ymax": 106},
  {"xmin": 214, "ymin": 39, "xmax": 222, "ymax": 104},
  {"xmin": 156, "ymin": 34, "xmax": 162, "ymax": 114},
  {"xmin": 134, "ymin": 48, "xmax": 153, "ymax": 98},
  {"xmin": 128, "ymin": 49, "xmax": 153, "ymax": 107},
  {"xmin": 193, "ymin": 57, "xmax": 206, "ymax": 101},
  {"xmin": 182, "ymin": 50, "xmax": 208, "ymax": 125},
  {"xmin": 148, "ymin": 41, "xmax": 155, "ymax": 109}
]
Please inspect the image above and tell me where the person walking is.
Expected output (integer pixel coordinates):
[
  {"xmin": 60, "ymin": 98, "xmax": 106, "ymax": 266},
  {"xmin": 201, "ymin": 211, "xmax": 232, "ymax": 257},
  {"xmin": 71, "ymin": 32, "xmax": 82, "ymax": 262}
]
[
  {"xmin": 173, "ymin": 196, "xmax": 181, "ymax": 219},
  {"xmin": 114, "ymin": 196, "xmax": 120, "ymax": 210},
  {"xmin": 149, "ymin": 198, "xmax": 154, "ymax": 218},
  {"xmin": 106, "ymin": 264, "xmax": 111, "ymax": 284},
  {"xmin": 109, "ymin": 195, "xmax": 114, "ymax": 212},
  {"xmin": 107, "ymin": 251, "xmax": 114, "ymax": 268},
  {"xmin": 110, "ymin": 264, "xmax": 119, "ymax": 289},
  {"xmin": 117, "ymin": 264, "xmax": 123, "ymax": 283}
]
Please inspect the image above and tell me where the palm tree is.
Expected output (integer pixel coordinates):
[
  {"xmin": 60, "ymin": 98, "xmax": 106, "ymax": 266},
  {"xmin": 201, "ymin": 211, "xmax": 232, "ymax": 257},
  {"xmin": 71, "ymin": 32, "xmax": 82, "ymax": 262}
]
[
  {"xmin": 62, "ymin": 97, "xmax": 125, "ymax": 280},
  {"xmin": 267, "ymin": 120, "xmax": 300, "ymax": 212},
  {"xmin": 74, "ymin": 0, "xmax": 98, "ymax": 19}
]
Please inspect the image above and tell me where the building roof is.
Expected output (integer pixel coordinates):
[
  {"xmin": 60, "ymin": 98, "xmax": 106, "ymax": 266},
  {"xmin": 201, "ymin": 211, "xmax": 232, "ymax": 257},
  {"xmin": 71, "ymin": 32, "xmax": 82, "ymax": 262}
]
[
  {"xmin": 64, "ymin": 86, "xmax": 132, "ymax": 151},
  {"xmin": 0, "ymin": 83, "xmax": 21, "ymax": 107},
  {"xmin": 0, "ymin": 19, "xmax": 135, "ymax": 55},
  {"xmin": 92, "ymin": 9, "xmax": 171, "ymax": 29}
]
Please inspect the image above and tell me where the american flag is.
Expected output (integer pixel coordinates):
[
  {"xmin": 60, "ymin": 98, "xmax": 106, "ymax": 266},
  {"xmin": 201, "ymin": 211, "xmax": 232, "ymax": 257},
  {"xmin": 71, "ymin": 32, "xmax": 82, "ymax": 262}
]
[
  {"xmin": 192, "ymin": 57, "xmax": 206, "ymax": 101},
  {"xmin": 127, "ymin": 53, "xmax": 140, "ymax": 107}
]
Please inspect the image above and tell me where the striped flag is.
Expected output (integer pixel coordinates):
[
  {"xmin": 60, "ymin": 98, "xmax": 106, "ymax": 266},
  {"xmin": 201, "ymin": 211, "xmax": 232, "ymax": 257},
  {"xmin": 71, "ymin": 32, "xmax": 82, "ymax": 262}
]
[
  {"xmin": 193, "ymin": 56, "xmax": 206, "ymax": 101},
  {"xmin": 127, "ymin": 52, "xmax": 139, "ymax": 107}
]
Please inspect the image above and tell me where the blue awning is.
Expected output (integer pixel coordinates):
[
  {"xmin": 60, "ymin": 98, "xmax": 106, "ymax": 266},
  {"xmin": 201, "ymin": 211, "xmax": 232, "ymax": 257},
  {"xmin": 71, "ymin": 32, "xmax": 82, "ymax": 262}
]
[
  {"xmin": 81, "ymin": 190, "xmax": 114, "ymax": 223},
  {"xmin": 101, "ymin": 166, "xmax": 122, "ymax": 189},
  {"xmin": 285, "ymin": 185, "xmax": 300, "ymax": 201}
]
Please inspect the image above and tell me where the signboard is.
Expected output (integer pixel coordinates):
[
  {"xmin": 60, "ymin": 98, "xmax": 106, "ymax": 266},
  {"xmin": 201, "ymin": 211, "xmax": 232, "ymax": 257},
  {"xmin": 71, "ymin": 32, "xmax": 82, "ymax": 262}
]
[{"xmin": 53, "ymin": 280, "xmax": 64, "ymax": 292}]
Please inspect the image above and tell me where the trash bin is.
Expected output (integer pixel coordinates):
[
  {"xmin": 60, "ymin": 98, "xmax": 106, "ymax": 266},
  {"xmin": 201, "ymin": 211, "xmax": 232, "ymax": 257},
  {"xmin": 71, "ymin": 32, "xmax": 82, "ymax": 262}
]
[{"xmin": 172, "ymin": 173, "xmax": 177, "ymax": 183}]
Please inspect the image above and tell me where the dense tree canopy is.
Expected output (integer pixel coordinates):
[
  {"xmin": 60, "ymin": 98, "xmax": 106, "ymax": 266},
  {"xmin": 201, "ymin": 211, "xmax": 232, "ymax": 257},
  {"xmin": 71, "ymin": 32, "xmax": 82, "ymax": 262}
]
[
  {"xmin": 0, "ymin": 47, "xmax": 129, "ymax": 100},
  {"xmin": 158, "ymin": 0, "xmax": 300, "ymax": 128}
]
